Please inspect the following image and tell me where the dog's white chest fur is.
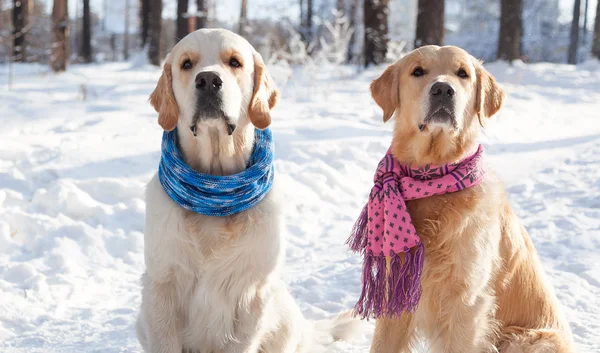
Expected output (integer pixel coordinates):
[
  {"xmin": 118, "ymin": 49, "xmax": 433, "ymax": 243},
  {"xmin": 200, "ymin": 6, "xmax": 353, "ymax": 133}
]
[{"xmin": 138, "ymin": 175, "xmax": 298, "ymax": 352}]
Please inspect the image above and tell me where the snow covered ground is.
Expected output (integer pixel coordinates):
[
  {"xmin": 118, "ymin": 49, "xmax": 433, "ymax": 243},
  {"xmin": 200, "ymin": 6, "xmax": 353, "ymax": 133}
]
[{"xmin": 1, "ymin": 58, "xmax": 599, "ymax": 353}]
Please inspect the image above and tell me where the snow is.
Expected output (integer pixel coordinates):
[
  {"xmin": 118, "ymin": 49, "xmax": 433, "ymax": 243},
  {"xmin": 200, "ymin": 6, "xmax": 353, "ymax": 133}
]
[{"xmin": 1, "ymin": 57, "xmax": 600, "ymax": 353}]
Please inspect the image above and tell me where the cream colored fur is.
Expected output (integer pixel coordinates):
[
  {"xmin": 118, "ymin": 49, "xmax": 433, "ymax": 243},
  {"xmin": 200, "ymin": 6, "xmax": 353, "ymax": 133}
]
[
  {"xmin": 368, "ymin": 46, "xmax": 573, "ymax": 353},
  {"xmin": 136, "ymin": 28, "xmax": 358, "ymax": 353}
]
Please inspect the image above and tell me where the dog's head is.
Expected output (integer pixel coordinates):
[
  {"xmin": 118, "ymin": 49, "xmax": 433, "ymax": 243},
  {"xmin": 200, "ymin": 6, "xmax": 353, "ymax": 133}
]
[
  {"xmin": 371, "ymin": 45, "xmax": 504, "ymax": 164},
  {"xmin": 149, "ymin": 29, "xmax": 279, "ymax": 136}
]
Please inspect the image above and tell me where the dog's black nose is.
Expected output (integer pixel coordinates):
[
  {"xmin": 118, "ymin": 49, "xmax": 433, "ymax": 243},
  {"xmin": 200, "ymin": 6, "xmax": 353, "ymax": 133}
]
[
  {"xmin": 430, "ymin": 82, "xmax": 455, "ymax": 97},
  {"xmin": 196, "ymin": 72, "xmax": 223, "ymax": 92}
]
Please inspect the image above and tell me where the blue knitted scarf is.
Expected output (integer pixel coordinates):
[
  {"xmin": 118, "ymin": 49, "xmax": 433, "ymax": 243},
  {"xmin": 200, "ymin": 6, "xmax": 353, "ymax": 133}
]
[{"xmin": 158, "ymin": 128, "xmax": 274, "ymax": 216}]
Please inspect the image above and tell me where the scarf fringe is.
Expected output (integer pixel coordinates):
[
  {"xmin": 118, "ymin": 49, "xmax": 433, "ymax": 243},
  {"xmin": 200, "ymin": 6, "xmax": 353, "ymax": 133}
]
[
  {"xmin": 353, "ymin": 243, "xmax": 424, "ymax": 319},
  {"xmin": 346, "ymin": 205, "xmax": 369, "ymax": 253}
]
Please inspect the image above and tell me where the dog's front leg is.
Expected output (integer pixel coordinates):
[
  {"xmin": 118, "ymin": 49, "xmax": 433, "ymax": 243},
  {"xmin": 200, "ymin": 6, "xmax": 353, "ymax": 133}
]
[
  {"xmin": 220, "ymin": 316, "xmax": 265, "ymax": 353},
  {"xmin": 220, "ymin": 293, "xmax": 270, "ymax": 353},
  {"xmin": 140, "ymin": 277, "xmax": 183, "ymax": 353},
  {"xmin": 429, "ymin": 292, "xmax": 495, "ymax": 353},
  {"xmin": 370, "ymin": 314, "xmax": 416, "ymax": 353}
]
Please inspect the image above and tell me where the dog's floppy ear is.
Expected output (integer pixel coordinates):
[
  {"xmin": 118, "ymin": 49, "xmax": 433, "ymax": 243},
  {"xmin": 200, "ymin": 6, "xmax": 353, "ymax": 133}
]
[
  {"xmin": 249, "ymin": 51, "xmax": 279, "ymax": 130},
  {"xmin": 149, "ymin": 54, "xmax": 179, "ymax": 131},
  {"xmin": 371, "ymin": 63, "xmax": 400, "ymax": 123},
  {"xmin": 475, "ymin": 60, "xmax": 505, "ymax": 125}
]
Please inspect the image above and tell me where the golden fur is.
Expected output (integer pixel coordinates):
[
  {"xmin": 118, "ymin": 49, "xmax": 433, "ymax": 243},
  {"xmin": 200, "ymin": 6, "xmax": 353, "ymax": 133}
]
[
  {"xmin": 368, "ymin": 46, "xmax": 572, "ymax": 353},
  {"xmin": 150, "ymin": 61, "xmax": 179, "ymax": 131},
  {"xmin": 248, "ymin": 51, "xmax": 279, "ymax": 130}
]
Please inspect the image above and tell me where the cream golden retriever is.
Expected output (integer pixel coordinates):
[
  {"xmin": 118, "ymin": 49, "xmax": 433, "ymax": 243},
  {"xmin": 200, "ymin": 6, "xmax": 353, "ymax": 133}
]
[
  {"xmin": 136, "ymin": 29, "xmax": 357, "ymax": 353},
  {"xmin": 367, "ymin": 46, "xmax": 573, "ymax": 353}
]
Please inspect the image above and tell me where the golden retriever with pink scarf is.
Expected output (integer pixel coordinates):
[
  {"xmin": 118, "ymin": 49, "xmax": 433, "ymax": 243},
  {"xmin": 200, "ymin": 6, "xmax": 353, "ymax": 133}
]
[{"xmin": 363, "ymin": 46, "xmax": 573, "ymax": 353}]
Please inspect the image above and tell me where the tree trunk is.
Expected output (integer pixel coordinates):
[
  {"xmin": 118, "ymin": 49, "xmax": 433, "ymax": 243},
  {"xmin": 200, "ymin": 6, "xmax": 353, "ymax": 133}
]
[
  {"xmin": 51, "ymin": 0, "xmax": 69, "ymax": 72},
  {"xmin": 347, "ymin": 0, "xmax": 358, "ymax": 63},
  {"xmin": 299, "ymin": 0, "xmax": 313, "ymax": 46},
  {"xmin": 73, "ymin": 0, "xmax": 79, "ymax": 57},
  {"xmin": 300, "ymin": 0, "xmax": 313, "ymax": 47},
  {"xmin": 196, "ymin": 0, "xmax": 207, "ymax": 29},
  {"xmin": 140, "ymin": 0, "xmax": 150, "ymax": 47},
  {"xmin": 415, "ymin": 0, "xmax": 444, "ymax": 48},
  {"xmin": 82, "ymin": 0, "xmax": 92, "ymax": 63},
  {"xmin": 364, "ymin": 0, "xmax": 388, "ymax": 67},
  {"xmin": 124, "ymin": 0, "xmax": 130, "ymax": 59},
  {"xmin": 337, "ymin": 0, "xmax": 344, "ymax": 13},
  {"xmin": 568, "ymin": 0, "xmax": 581, "ymax": 64},
  {"xmin": 300, "ymin": 0, "xmax": 304, "ymax": 28},
  {"xmin": 102, "ymin": 0, "xmax": 107, "ymax": 32},
  {"xmin": 149, "ymin": 0, "xmax": 162, "ymax": 66},
  {"xmin": 110, "ymin": 33, "xmax": 117, "ymax": 61},
  {"xmin": 497, "ymin": 0, "xmax": 522, "ymax": 61},
  {"xmin": 12, "ymin": 0, "xmax": 28, "ymax": 62},
  {"xmin": 0, "ymin": 0, "xmax": 4, "ymax": 32},
  {"xmin": 176, "ymin": 0, "xmax": 189, "ymax": 42},
  {"xmin": 306, "ymin": 0, "xmax": 313, "ymax": 42},
  {"xmin": 239, "ymin": 0, "xmax": 247, "ymax": 37},
  {"xmin": 593, "ymin": 0, "xmax": 600, "ymax": 58},
  {"xmin": 583, "ymin": 0, "xmax": 589, "ymax": 45}
]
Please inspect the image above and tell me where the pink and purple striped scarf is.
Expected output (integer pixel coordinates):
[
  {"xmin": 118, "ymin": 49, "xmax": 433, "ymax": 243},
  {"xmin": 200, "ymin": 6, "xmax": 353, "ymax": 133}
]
[{"xmin": 347, "ymin": 144, "xmax": 486, "ymax": 319}]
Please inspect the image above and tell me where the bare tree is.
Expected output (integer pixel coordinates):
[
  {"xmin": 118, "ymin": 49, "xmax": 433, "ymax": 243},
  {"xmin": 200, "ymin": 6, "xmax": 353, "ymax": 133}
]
[
  {"xmin": 239, "ymin": 0, "xmax": 247, "ymax": 37},
  {"xmin": 300, "ymin": 0, "xmax": 304, "ymax": 29},
  {"xmin": 196, "ymin": 0, "xmax": 208, "ymax": 29},
  {"xmin": 306, "ymin": 0, "xmax": 313, "ymax": 43},
  {"xmin": 347, "ymin": 0, "xmax": 359, "ymax": 63},
  {"xmin": 73, "ymin": 0, "xmax": 79, "ymax": 56},
  {"xmin": 0, "ymin": 0, "xmax": 5, "ymax": 32},
  {"xmin": 415, "ymin": 0, "xmax": 444, "ymax": 48},
  {"xmin": 110, "ymin": 33, "xmax": 117, "ymax": 61},
  {"xmin": 568, "ymin": 0, "xmax": 581, "ymax": 64},
  {"xmin": 593, "ymin": 0, "xmax": 600, "ymax": 59},
  {"xmin": 299, "ymin": 0, "xmax": 313, "ymax": 45},
  {"xmin": 364, "ymin": 0, "xmax": 388, "ymax": 67},
  {"xmin": 177, "ymin": 0, "xmax": 189, "ymax": 42},
  {"xmin": 497, "ymin": 0, "xmax": 522, "ymax": 61},
  {"xmin": 583, "ymin": 0, "xmax": 590, "ymax": 45},
  {"xmin": 51, "ymin": 0, "xmax": 69, "ymax": 72},
  {"xmin": 81, "ymin": 0, "xmax": 93, "ymax": 62},
  {"xmin": 12, "ymin": 0, "xmax": 28, "ymax": 62},
  {"xmin": 102, "ymin": 0, "xmax": 107, "ymax": 31},
  {"xmin": 149, "ymin": 0, "xmax": 162, "ymax": 66},
  {"xmin": 124, "ymin": 0, "xmax": 130, "ymax": 59},
  {"xmin": 140, "ymin": 0, "xmax": 150, "ymax": 47}
]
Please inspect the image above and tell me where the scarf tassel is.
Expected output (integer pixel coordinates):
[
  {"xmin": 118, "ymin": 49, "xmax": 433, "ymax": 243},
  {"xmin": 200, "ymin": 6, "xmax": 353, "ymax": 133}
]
[
  {"xmin": 346, "ymin": 204, "xmax": 369, "ymax": 253},
  {"xmin": 354, "ymin": 243, "xmax": 425, "ymax": 319}
]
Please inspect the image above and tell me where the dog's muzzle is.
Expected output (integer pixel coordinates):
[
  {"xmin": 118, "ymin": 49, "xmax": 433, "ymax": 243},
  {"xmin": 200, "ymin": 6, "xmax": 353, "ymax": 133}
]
[
  {"xmin": 191, "ymin": 71, "xmax": 236, "ymax": 136},
  {"xmin": 424, "ymin": 81, "xmax": 457, "ymax": 128},
  {"xmin": 195, "ymin": 71, "xmax": 224, "ymax": 116}
]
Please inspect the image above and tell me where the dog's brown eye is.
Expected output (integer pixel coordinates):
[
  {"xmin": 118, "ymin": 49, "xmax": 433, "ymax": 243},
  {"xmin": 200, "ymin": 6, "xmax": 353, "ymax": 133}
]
[
  {"xmin": 457, "ymin": 68, "xmax": 468, "ymax": 78},
  {"xmin": 229, "ymin": 58, "xmax": 242, "ymax": 68},
  {"xmin": 412, "ymin": 67, "xmax": 425, "ymax": 77},
  {"xmin": 181, "ymin": 59, "xmax": 193, "ymax": 70}
]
